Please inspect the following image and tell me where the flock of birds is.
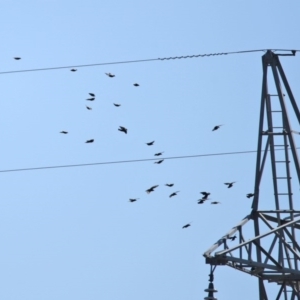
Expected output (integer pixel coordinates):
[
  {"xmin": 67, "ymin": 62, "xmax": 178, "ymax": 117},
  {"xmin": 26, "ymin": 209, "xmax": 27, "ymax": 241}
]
[
  {"xmin": 13, "ymin": 57, "xmax": 255, "ymax": 230},
  {"xmin": 132, "ymin": 182, "xmax": 255, "ymax": 229},
  {"xmin": 63, "ymin": 70, "xmax": 255, "ymax": 230},
  {"xmin": 58, "ymin": 72, "xmax": 139, "ymax": 140}
]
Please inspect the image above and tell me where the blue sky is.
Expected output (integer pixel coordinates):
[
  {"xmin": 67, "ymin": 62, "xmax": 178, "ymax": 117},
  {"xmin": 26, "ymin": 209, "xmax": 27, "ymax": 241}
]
[{"xmin": 0, "ymin": 1, "xmax": 300, "ymax": 299}]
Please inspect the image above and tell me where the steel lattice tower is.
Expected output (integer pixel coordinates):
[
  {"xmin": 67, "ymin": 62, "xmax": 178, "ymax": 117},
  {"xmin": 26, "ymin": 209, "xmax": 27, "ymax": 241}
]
[{"xmin": 203, "ymin": 50, "xmax": 300, "ymax": 299}]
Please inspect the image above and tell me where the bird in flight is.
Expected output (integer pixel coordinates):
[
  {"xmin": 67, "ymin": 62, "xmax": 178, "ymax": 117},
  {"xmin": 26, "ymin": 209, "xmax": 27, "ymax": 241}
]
[
  {"xmin": 154, "ymin": 152, "xmax": 164, "ymax": 156},
  {"xmin": 70, "ymin": 69, "xmax": 77, "ymax": 72},
  {"xmin": 105, "ymin": 73, "xmax": 115, "ymax": 77},
  {"xmin": 89, "ymin": 93, "xmax": 95, "ymax": 97},
  {"xmin": 146, "ymin": 141, "xmax": 155, "ymax": 146},
  {"xmin": 14, "ymin": 57, "xmax": 21, "ymax": 60},
  {"xmin": 133, "ymin": 83, "xmax": 139, "ymax": 87},
  {"xmin": 86, "ymin": 97, "xmax": 95, "ymax": 101},
  {"xmin": 118, "ymin": 126, "xmax": 128, "ymax": 134},
  {"xmin": 246, "ymin": 193, "xmax": 255, "ymax": 198},
  {"xmin": 86, "ymin": 106, "xmax": 92, "ymax": 110},
  {"xmin": 228, "ymin": 235, "xmax": 237, "ymax": 241},
  {"xmin": 165, "ymin": 183, "xmax": 174, "ymax": 187},
  {"xmin": 211, "ymin": 201, "xmax": 221, "ymax": 204},
  {"xmin": 129, "ymin": 198, "xmax": 139, "ymax": 202},
  {"xmin": 60, "ymin": 131, "xmax": 68, "ymax": 134},
  {"xmin": 182, "ymin": 223, "xmax": 191, "ymax": 229},
  {"xmin": 212, "ymin": 125, "xmax": 223, "ymax": 131},
  {"xmin": 224, "ymin": 182, "xmax": 236, "ymax": 188},
  {"xmin": 146, "ymin": 185, "xmax": 159, "ymax": 194},
  {"xmin": 154, "ymin": 159, "xmax": 164, "ymax": 164},
  {"xmin": 169, "ymin": 191, "xmax": 179, "ymax": 198},
  {"xmin": 113, "ymin": 103, "xmax": 121, "ymax": 107},
  {"xmin": 85, "ymin": 139, "xmax": 94, "ymax": 143},
  {"xmin": 197, "ymin": 199, "xmax": 206, "ymax": 204},
  {"xmin": 200, "ymin": 192, "xmax": 210, "ymax": 200}
]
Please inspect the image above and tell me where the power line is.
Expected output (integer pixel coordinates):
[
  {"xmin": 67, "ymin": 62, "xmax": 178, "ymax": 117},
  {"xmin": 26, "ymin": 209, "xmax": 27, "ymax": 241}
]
[
  {"xmin": 1, "ymin": 49, "xmax": 299, "ymax": 75},
  {"xmin": 0, "ymin": 58, "xmax": 159, "ymax": 75},
  {"xmin": 0, "ymin": 149, "xmax": 273, "ymax": 173}
]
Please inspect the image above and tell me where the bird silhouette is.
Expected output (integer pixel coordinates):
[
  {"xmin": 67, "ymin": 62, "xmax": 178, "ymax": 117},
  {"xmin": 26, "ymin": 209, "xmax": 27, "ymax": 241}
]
[
  {"xmin": 182, "ymin": 223, "xmax": 191, "ymax": 229},
  {"xmin": 105, "ymin": 73, "xmax": 115, "ymax": 77},
  {"xmin": 154, "ymin": 152, "xmax": 164, "ymax": 156},
  {"xmin": 154, "ymin": 159, "xmax": 164, "ymax": 164},
  {"xmin": 169, "ymin": 191, "xmax": 179, "ymax": 198},
  {"xmin": 146, "ymin": 185, "xmax": 159, "ymax": 194},
  {"xmin": 129, "ymin": 198, "xmax": 139, "ymax": 202},
  {"xmin": 89, "ymin": 93, "xmax": 95, "ymax": 97},
  {"xmin": 228, "ymin": 235, "xmax": 237, "ymax": 241},
  {"xmin": 211, "ymin": 201, "xmax": 221, "ymax": 204},
  {"xmin": 200, "ymin": 192, "xmax": 210, "ymax": 200},
  {"xmin": 60, "ymin": 131, "xmax": 68, "ymax": 134},
  {"xmin": 133, "ymin": 83, "xmax": 139, "ymax": 86},
  {"xmin": 113, "ymin": 103, "xmax": 121, "ymax": 107},
  {"xmin": 197, "ymin": 199, "xmax": 206, "ymax": 204},
  {"xmin": 165, "ymin": 183, "xmax": 174, "ymax": 187},
  {"xmin": 212, "ymin": 125, "xmax": 223, "ymax": 131},
  {"xmin": 70, "ymin": 69, "xmax": 77, "ymax": 72},
  {"xmin": 86, "ymin": 97, "xmax": 95, "ymax": 101},
  {"xmin": 146, "ymin": 141, "xmax": 155, "ymax": 146},
  {"xmin": 86, "ymin": 106, "xmax": 92, "ymax": 110},
  {"xmin": 247, "ymin": 193, "xmax": 255, "ymax": 198},
  {"xmin": 224, "ymin": 182, "xmax": 236, "ymax": 188},
  {"xmin": 118, "ymin": 126, "xmax": 128, "ymax": 134},
  {"xmin": 85, "ymin": 139, "xmax": 94, "ymax": 143},
  {"xmin": 14, "ymin": 57, "xmax": 21, "ymax": 60}
]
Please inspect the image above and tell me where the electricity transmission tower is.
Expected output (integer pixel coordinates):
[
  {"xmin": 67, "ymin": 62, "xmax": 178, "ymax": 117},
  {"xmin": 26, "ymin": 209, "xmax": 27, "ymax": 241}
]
[{"xmin": 203, "ymin": 50, "xmax": 300, "ymax": 300}]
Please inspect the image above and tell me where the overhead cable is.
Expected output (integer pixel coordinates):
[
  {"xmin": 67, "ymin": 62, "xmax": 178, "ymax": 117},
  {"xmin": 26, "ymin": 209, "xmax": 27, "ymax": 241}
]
[
  {"xmin": 0, "ymin": 149, "xmax": 279, "ymax": 173},
  {"xmin": 0, "ymin": 49, "xmax": 299, "ymax": 75}
]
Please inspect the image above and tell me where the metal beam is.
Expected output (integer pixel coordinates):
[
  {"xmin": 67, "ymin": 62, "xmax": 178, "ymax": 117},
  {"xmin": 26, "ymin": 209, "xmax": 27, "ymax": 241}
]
[
  {"xmin": 215, "ymin": 217, "xmax": 300, "ymax": 256},
  {"xmin": 221, "ymin": 257, "xmax": 300, "ymax": 275},
  {"xmin": 203, "ymin": 214, "xmax": 251, "ymax": 257}
]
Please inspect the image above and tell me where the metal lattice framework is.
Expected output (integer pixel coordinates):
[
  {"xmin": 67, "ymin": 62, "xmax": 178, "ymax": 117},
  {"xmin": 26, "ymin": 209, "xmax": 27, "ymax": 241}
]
[{"xmin": 203, "ymin": 50, "xmax": 300, "ymax": 299}]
